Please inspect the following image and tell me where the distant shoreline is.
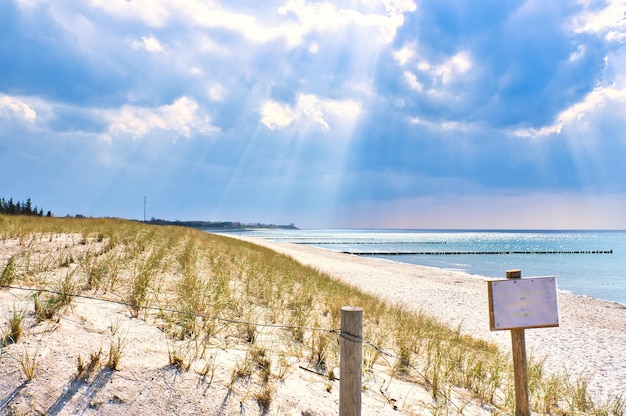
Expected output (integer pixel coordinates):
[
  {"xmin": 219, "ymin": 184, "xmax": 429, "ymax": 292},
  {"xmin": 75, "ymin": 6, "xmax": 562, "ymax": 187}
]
[{"xmin": 145, "ymin": 218, "xmax": 298, "ymax": 230}]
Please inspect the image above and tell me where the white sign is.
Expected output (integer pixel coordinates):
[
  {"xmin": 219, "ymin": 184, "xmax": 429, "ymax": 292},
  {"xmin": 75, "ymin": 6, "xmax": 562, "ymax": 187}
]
[{"xmin": 488, "ymin": 276, "xmax": 559, "ymax": 331}]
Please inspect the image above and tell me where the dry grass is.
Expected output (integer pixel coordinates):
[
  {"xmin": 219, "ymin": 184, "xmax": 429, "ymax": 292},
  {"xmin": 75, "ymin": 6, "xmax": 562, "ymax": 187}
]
[
  {"xmin": 0, "ymin": 214, "xmax": 623, "ymax": 415},
  {"xmin": 1, "ymin": 306, "xmax": 25, "ymax": 346},
  {"xmin": 76, "ymin": 349, "xmax": 102, "ymax": 380}
]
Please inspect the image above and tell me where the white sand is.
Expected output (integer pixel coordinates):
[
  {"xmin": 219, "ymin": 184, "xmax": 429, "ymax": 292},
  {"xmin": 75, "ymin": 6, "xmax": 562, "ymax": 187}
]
[{"xmin": 242, "ymin": 236, "xmax": 626, "ymax": 400}]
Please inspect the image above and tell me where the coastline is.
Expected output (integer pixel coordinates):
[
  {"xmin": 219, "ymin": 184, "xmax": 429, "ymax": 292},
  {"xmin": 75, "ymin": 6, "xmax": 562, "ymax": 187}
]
[
  {"xmin": 241, "ymin": 236, "xmax": 626, "ymax": 399},
  {"xmin": 1, "ymin": 222, "xmax": 623, "ymax": 415}
]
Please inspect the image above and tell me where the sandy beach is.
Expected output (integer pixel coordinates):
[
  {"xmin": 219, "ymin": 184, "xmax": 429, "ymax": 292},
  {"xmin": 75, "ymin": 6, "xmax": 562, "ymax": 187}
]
[
  {"xmin": 1, "ymin": 230, "xmax": 624, "ymax": 415},
  {"xmin": 242, "ymin": 236, "xmax": 626, "ymax": 400}
]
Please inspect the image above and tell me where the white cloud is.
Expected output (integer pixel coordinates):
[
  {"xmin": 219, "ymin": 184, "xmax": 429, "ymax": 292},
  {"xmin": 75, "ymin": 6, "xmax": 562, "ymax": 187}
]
[
  {"xmin": 0, "ymin": 95, "xmax": 37, "ymax": 122},
  {"xmin": 606, "ymin": 30, "xmax": 626, "ymax": 42},
  {"xmin": 394, "ymin": 44, "xmax": 416, "ymax": 66},
  {"xmin": 514, "ymin": 17, "xmax": 626, "ymax": 139},
  {"xmin": 260, "ymin": 101, "xmax": 295, "ymax": 130},
  {"xmin": 105, "ymin": 96, "xmax": 219, "ymax": 139},
  {"xmin": 130, "ymin": 35, "xmax": 165, "ymax": 53},
  {"xmin": 419, "ymin": 51, "xmax": 473, "ymax": 85},
  {"xmin": 278, "ymin": 0, "xmax": 416, "ymax": 45},
  {"xmin": 513, "ymin": 85, "xmax": 626, "ymax": 137},
  {"xmin": 403, "ymin": 71, "xmax": 423, "ymax": 92},
  {"xmin": 142, "ymin": 36, "xmax": 165, "ymax": 53},
  {"xmin": 568, "ymin": 44, "xmax": 586, "ymax": 61},
  {"xmin": 570, "ymin": 0, "xmax": 626, "ymax": 42},
  {"xmin": 91, "ymin": 0, "xmax": 415, "ymax": 47},
  {"xmin": 182, "ymin": 4, "xmax": 287, "ymax": 44},
  {"xmin": 91, "ymin": 0, "xmax": 290, "ymax": 43},
  {"xmin": 402, "ymin": 51, "xmax": 474, "ymax": 99},
  {"xmin": 260, "ymin": 94, "xmax": 362, "ymax": 132}
]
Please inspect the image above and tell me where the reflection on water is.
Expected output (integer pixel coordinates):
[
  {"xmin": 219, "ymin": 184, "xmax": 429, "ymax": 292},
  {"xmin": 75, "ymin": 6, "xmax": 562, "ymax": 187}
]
[{"xmin": 219, "ymin": 229, "xmax": 626, "ymax": 305}]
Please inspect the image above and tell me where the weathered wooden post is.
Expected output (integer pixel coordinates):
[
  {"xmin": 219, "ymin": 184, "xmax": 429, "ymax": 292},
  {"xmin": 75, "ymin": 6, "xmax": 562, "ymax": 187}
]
[
  {"xmin": 506, "ymin": 269, "xmax": 530, "ymax": 416},
  {"xmin": 488, "ymin": 269, "xmax": 560, "ymax": 416},
  {"xmin": 340, "ymin": 306, "xmax": 363, "ymax": 416}
]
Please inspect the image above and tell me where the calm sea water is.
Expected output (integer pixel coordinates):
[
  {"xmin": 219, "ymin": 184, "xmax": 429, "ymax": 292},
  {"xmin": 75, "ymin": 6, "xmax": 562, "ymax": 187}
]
[{"xmin": 230, "ymin": 229, "xmax": 626, "ymax": 306}]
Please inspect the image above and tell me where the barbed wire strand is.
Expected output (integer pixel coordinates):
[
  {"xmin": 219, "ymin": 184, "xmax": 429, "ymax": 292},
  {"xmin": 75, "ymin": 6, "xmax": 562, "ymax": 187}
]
[
  {"xmin": 0, "ymin": 284, "xmax": 339, "ymax": 334},
  {"xmin": 2, "ymin": 284, "xmax": 466, "ymax": 414}
]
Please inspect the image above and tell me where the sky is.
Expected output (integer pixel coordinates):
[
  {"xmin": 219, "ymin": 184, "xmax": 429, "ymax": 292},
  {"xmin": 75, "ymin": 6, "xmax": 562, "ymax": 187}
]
[{"xmin": 1, "ymin": 0, "xmax": 626, "ymax": 229}]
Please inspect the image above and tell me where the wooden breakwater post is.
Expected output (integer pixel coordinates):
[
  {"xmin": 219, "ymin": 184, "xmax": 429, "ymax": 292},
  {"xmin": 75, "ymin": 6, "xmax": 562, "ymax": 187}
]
[
  {"xmin": 340, "ymin": 306, "xmax": 363, "ymax": 416},
  {"xmin": 488, "ymin": 269, "xmax": 560, "ymax": 416}
]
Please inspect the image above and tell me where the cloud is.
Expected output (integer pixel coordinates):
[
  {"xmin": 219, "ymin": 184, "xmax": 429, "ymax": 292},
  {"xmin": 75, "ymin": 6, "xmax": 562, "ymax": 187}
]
[
  {"xmin": 90, "ymin": 0, "xmax": 416, "ymax": 47},
  {"xmin": 130, "ymin": 35, "xmax": 166, "ymax": 53},
  {"xmin": 570, "ymin": 0, "xmax": 626, "ymax": 42},
  {"xmin": 0, "ymin": 95, "xmax": 37, "ymax": 122},
  {"xmin": 388, "ymin": 1, "xmax": 615, "ymax": 130},
  {"xmin": 402, "ymin": 50, "xmax": 474, "ymax": 98},
  {"xmin": 403, "ymin": 71, "xmax": 424, "ymax": 92},
  {"xmin": 260, "ymin": 101, "xmax": 294, "ymax": 130},
  {"xmin": 0, "ymin": 3, "xmax": 103, "ymax": 103},
  {"xmin": 105, "ymin": 96, "xmax": 220, "ymax": 140},
  {"xmin": 260, "ymin": 94, "xmax": 362, "ymax": 132},
  {"xmin": 277, "ymin": 0, "xmax": 416, "ymax": 45},
  {"xmin": 3, "ymin": 0, "xmax": 626, "ymax": 228},
  {"xmin": 514, "ymin": 84, "xmax": 626, "ymax": 137},
  {"xmin": 393, "ymin": 44, "xmax": 416, "ymax": 66}
]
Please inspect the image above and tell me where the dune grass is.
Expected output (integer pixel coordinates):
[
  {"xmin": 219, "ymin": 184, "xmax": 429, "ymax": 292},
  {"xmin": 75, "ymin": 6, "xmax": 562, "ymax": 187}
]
[{"xmin": 0, "ymin": 214, "xmax": 623, "ymax": 415}]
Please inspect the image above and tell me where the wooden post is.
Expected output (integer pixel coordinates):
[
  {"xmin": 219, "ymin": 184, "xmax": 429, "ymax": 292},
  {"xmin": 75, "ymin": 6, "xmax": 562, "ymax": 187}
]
[
  {"xmin": 340, "ymin": 306, "xmax": 363, "ymax": 416},
  {"xmin": 506, "ymin": 269, "xmax": 530, "ymax": 416}
]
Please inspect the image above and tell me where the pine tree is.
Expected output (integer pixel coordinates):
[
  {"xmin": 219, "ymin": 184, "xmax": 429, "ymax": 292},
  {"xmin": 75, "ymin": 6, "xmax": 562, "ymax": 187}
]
[{"xmin": 0, "ymin": 197, "xmax": 50, "ymax": 217}]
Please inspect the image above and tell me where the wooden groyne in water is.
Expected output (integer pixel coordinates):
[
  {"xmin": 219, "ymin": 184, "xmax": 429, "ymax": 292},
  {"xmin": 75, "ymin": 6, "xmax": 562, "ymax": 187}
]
[
  {"xmin": 296, "ymin": 241, "xmax": 445, "ymax": 245},
  {"xmin": 343, "ymin": 250, "xmax": 614, "ymax": 256}
]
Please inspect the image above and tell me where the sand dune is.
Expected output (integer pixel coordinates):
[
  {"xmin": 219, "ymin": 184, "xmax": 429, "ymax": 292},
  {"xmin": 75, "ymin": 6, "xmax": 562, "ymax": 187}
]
[{"xmin": 2, "ymin": 232, "xmax": 624, "ymax": 415}]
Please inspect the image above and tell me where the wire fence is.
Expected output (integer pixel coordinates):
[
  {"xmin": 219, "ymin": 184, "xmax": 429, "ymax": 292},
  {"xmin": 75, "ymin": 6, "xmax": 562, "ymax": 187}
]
[{"xmin": 1, "ymin": 283, "xmax": 469, "ymax": 415}]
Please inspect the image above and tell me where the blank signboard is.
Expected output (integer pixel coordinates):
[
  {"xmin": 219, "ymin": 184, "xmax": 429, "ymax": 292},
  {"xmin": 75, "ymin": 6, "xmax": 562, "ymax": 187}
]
[{"xmin": 488, "ymin": 276, "xmax": 560, "ymax": 331}]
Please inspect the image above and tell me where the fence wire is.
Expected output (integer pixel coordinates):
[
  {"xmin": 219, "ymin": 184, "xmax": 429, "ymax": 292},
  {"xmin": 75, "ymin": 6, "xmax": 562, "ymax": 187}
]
[{"xmin": 1, "ymin": 284, "xmax": 468, "ymax": 415}]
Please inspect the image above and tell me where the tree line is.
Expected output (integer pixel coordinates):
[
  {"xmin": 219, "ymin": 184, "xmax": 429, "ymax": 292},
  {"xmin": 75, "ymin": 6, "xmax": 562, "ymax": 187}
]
[
  {"xmin": 146, "ymin": 218, "xmax": 298, "ymax": 230},
  {"xmin": 0, "ymin": 197, "xmax": 52, "ymax": 217}
]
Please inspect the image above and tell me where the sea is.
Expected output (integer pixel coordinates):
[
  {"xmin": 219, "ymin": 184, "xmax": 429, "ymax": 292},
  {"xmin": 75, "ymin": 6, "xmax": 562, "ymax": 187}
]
[{"xmin": 224, "ymin": 229, "xmax": 626, "ymax": 306}]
